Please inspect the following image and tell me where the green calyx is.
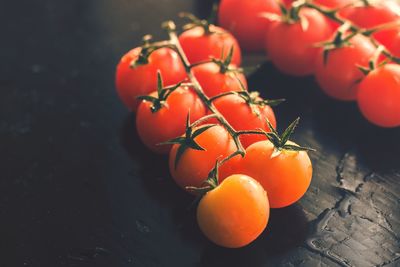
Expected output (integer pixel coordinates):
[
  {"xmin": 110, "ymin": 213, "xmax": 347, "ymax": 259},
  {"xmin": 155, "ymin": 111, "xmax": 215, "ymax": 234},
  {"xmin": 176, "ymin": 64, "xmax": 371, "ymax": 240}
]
[
  {"xmin": 211, "ymin": 46, "xmax": 240, "ymax": 74},
  {"xmin": 137, "ymin": 71, "xmax": 182, "ymax": 113},
  {"xmin": 160, "ymin": 112, "xmax": 216, "ymax": 169},
  {"xmin": 264, "ymin": 117, "xmax": 315, "ymax": 158}
]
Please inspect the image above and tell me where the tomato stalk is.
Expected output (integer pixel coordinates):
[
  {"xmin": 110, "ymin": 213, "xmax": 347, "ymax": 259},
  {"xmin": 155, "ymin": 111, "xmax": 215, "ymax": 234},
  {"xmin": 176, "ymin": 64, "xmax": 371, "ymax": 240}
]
[{"xmin": 304, "ymin": 2, "xmax": 400, "ymax": 64}]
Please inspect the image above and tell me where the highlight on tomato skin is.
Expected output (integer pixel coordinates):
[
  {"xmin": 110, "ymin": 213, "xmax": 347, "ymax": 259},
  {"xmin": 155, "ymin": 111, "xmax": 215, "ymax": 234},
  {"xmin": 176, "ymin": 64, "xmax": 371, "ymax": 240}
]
[
  {"xmin": 179, "ymin": 25, "xmax": 242, "ymax": 66},
  {"xmin": 136, "ymin": 86, "xmax": 206, "ymax": 154},
  {"xmin": 357, "ymin": 64, "xmax": 400, "ymax": 128},
  {"xmin": 197, "ymin": 174, "xmax": 270, "ymax": 248},
  {"xmin": 115, "ymin": 47, "xmax": 187, "ymax": 112}
]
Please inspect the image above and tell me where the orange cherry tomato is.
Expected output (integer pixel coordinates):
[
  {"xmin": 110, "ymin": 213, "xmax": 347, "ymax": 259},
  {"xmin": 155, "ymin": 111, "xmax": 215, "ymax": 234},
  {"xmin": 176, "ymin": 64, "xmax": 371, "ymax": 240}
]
[
  {"xmin": 115, "ymin": 47, "xmax": 186, "ymax": 111},
  {"xmin": 238, "ymin": 140, "xmax": 313, "ymax": 208},
  {"xmin": 197, "ymin": 174, "xmax": 269, "ymax": 248},
  {"xmin": 169, "ymin": 125, "xmax": 238, "ymax": 191},
  {"xmin": 357, "ymin": 64, "xmax": 400, "ymax": 128}
]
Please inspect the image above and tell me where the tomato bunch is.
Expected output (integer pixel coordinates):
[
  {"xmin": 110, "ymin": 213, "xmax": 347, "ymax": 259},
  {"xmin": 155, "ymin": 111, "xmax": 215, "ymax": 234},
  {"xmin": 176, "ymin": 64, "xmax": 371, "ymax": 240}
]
[
  {"xmin": 115, "ymin": 13, "xmax": 314, "ymax": 248},
  {"xmin": 217, "ymin": 0, "xmax": 400, "ymax": 128}
]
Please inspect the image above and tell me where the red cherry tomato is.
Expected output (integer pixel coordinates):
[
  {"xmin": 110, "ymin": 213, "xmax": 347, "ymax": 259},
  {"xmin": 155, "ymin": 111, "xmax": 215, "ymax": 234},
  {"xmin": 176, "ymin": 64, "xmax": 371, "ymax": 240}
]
[
  {"xmin": 212, "ymin": 93, "xmax": 277, "ymax": 148},
  {"xmin": 357, "ymin": 64, "xmax": 400, "ymax": 127},
  {"xmin": 115, "ymin": 47, "xmax": 187, "ymax": 111},
  {"xmin": 136, "ymin": 86, "xmax": 206, "ymax": 154},
  {"xmin": 218, "ymin": 0, "xmax": 280, "ymax": 52},
  {"xmin": 315, "ymin": 34, "xmax": 376, "ymax": 101},
  {"xmin": 179, "ymin": 25, "xmax": 241, "ymax": 66},
  {"xmin": 192, "ymin": 62, "xmax": 247, "ymax": 98},
  {"xmin": 169, "ymin": 125, "xmax": 239, "ymax": 192},
  {"xmin": 265, "ymin": 8, "xmax": 333, "ymax": 76}
]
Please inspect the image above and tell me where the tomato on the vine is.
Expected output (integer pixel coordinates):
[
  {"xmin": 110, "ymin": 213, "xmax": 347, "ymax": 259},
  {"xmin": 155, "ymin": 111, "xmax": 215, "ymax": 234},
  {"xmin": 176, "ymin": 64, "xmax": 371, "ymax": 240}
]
[
  {"xmin": 168, "ymin": 125, "xmax": 239, "ymax": 191},
  {"xmin": 197, "ymin": 174, "xmax": 269, "ymax": 248},
  {"xmin": 315, "ymin": 34, "xmax": 376, "ymax": 101},
  {"xmin": 212, "ymin": 92, "xmax": 278, "ymax": 148},
  {"xmin": 179, "ymin": 25, "xmax": 241, "ymax": 66},
  {"xmin": 357, "ymin": 64, "xmax": 400, "ymax": 128},
  {"xmin": 136, "ymin": 86, "xmax": 206, "ymax": 154},
  {"xmin": 116, "ymin": 47, "xmax": 187, "ymax": 111},
  {"xmin": 265, "ymin": 7, "xmax": 333, "ymax": 76},
  {"xmin": 340, "ymin": 1, "xmax": 400, "ymax": 49},
  {"xmin": 192, "ymin": 62, "xmax": 247, "ymax": 98},
  {"xmin": 218, "ymin": 0, "xmax": 280, "ymax": 52}
]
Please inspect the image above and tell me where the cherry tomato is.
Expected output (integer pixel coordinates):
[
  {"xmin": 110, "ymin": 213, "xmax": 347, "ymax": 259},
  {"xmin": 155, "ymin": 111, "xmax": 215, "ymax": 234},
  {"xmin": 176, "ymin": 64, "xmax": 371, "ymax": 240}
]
[
  {"xmin": 357, "ymin": 64, "xmax": 400, "ymax": 127},
  {"xmin": 238, "ymin": 140, "xmax": 313, "ymax": 208},
  {"xmin": 136, "ymin": 86, "xmax": 206, "ymax": 154},
  {"xmin": 315, "ymin": 34, "xmax": 376, "ymax": 101},
  {"xmin": 265, "ymin": 8, "xmax": 333, "ymax": 76},
  {"xmin": 218, "ymin": 0, "xmax": 280, "ymax": 52},
  {"xmin": 115, "ymin": 47, "xmax": 187, "ymax": 111},
  {"xmin": 169, "ymin": 125, "xmax": 238, "ymax": 191},
  {"xmin": 179, "ymin": 25, "xmax": 241, "ymax": 65},
  {"xmin": 197, "ymin": 174, "xmax": 269, "ymax": 248},
  {"xmin": 192, "ymin": 62, "xmax": 247, "ymax": 98},
  {"xmin": 374, "ymin": 29, "xmax": 400, "ymax": 58},
  {"xmin": 212, "ymin": 93, "xmax": 277, "ymax": 148}
]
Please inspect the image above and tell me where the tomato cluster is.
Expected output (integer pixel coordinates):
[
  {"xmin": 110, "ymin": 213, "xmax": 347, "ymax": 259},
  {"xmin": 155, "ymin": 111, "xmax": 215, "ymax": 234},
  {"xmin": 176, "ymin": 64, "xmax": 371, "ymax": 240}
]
[
  {"xmin": 218, "ymin": 0, "xmax": 400, "ymax": 128},
  {"xmin": 115, "ymin": 14, "xmax": 314, "ymax": 248}
]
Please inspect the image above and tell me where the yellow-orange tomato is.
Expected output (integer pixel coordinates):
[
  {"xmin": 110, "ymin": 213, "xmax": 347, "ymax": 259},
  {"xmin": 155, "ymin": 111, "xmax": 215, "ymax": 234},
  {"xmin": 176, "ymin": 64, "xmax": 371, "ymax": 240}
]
[
  {"xmin": 197, "ymin": 174, "xmax": 269, "ymax": 248},
  {"xmin": 169, "ymin": 125, "xmax": 238, "ymax": 191},
  {"xmin": 239, "ymin": 140, "xmax": 312, "ymax": 208}
]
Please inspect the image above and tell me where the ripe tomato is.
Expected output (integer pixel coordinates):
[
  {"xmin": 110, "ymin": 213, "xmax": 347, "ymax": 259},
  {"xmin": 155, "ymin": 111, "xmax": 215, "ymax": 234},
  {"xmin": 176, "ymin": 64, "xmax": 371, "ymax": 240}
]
[
  {"xmin": 218, "ymin": 0, "xmax": 280, "ymax": 52},
  {"xmin": 192, "ymin": 62, "xmax": 247, "ymax": 98},
  {"xmin": 340, "ymin": 1, "xmax": 400, "ymax": 47},
  {"xmin": 238, "ymin": 140, "xmax": 313, "ymax": 208},
  {"xmin": 357, "ymin": 64, "xmax": 400, "ymax": 127},
  {"xmin": 315, "ymin": 34, "xmax": 376, "ymax": 101},
  {"xmin": 212, "ymin": 93, "xmax": 277, "ymax": 148},
  {"xmin": 169, "ymin": 125, "xmax": 238, "ymax": 191},
  {"xmin": 197, "ymin": 174, "xmax": 269, "ymax": 248},
  {"xmin": 115, "ymin": 47, "xmax": 186, "ymax": 111},
  {"xmin": 265, "ymin": 8, "xmax": 333, "ymax": 76},
  {"xmin": 179, "ymin": 25, "xmax": 241, "ymax": 66},
  {"xmin": 136, "ymin": 86, "xmax": 206, "ymax": 154}
]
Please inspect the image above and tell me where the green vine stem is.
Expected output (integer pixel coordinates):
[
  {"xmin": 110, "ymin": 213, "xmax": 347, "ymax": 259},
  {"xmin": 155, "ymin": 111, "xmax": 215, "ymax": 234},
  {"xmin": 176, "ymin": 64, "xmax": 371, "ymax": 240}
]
[{"xmin": 304, "ymin": 2, "xmax": 400, "ymax": 64}]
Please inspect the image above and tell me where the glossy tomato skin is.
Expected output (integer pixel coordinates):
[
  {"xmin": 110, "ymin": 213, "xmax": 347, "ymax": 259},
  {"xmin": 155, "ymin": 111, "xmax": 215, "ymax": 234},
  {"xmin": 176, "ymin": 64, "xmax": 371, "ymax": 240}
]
[
  {"xmin": 266, "ymin": 8, "xmax": 333, "ymax": 76},
  {"xmin": 197, "ymin": 174, "xmax": 269, "ymax": 248},
  {"xmin": 212, "ymin": 94, "xmax": 276, "ymax": 148},
  {"xmin": 192, "ymin": 62, "xmax": 247, "ymax": 98},
  {"xmin": 115, "ymin": 47, "xmax": 187, "ymax": 111},
  {"xmin": 218, "ymin": 0, "xmax": 280, "ymax": 52},
  {"xmin": 357, "ymin": 64, "xmax": 400, "ymax": 128},
  {"xmin": 179, "ymin": 25, "xmax": 241, "ymax": 66},
  {"xmin": 237, "ymin": 140, "xmax": 313, "ymax": 208},
  {"xmin": 136, "ymin": 87, "xmax": 206, "ymax": 154},
  {"xmin": 169, "ymin": 125, "xmax": 238, "ymax": 191},
  {"xmin": 315, "ymin": 34, "xmax": 376, "ymax": 101}
]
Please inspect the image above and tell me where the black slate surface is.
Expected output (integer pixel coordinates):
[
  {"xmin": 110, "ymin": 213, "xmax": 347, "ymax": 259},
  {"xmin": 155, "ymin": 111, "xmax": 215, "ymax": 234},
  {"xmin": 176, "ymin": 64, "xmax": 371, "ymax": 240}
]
[{"xmin": 1, "ymin": 0, "xmax": 400, "ymax": 266}]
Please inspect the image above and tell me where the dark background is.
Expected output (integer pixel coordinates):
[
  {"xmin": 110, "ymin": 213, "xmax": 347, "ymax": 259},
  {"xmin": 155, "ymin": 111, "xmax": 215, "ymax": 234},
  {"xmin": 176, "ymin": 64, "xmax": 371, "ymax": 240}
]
[{"xmin": 1, "ymin": 0, "xmax": 399, "ymax": 266}]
